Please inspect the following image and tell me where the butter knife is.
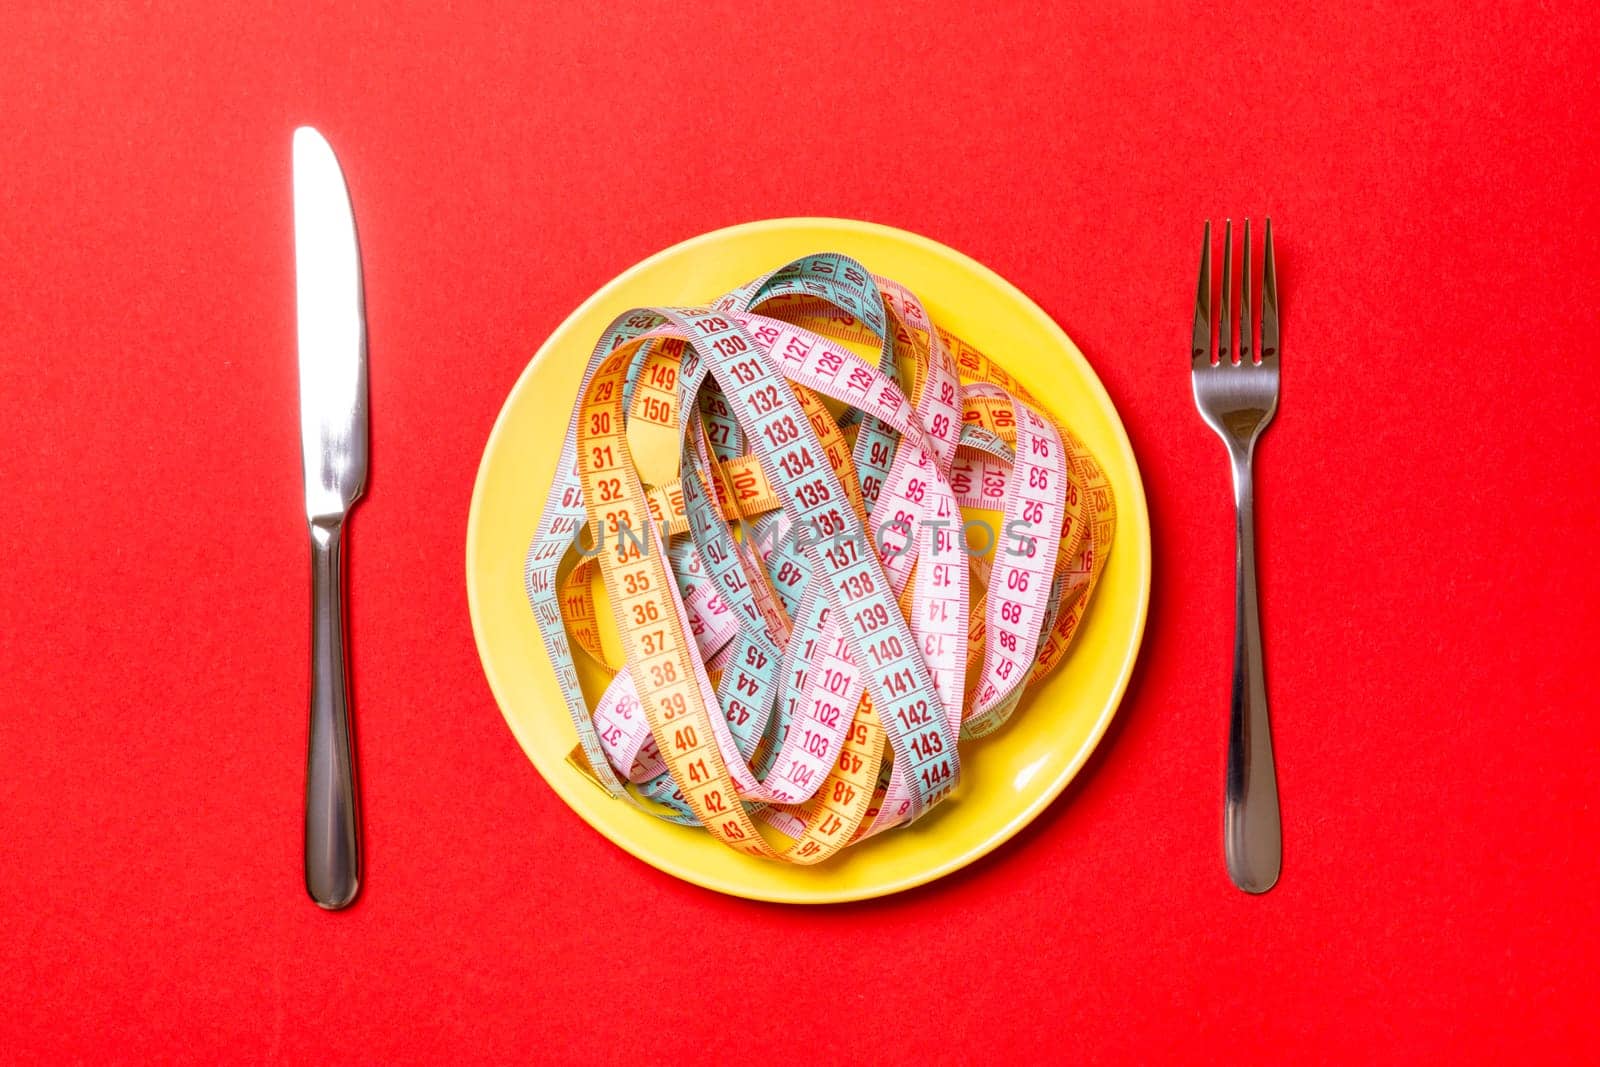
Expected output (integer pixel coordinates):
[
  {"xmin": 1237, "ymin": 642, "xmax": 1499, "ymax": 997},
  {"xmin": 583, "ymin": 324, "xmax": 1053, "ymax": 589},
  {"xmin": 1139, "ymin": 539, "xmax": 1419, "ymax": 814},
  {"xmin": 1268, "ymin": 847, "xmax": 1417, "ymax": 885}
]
[{"xmin": 293, "ymin": 126, "xmax": 367, "ymax": 909}]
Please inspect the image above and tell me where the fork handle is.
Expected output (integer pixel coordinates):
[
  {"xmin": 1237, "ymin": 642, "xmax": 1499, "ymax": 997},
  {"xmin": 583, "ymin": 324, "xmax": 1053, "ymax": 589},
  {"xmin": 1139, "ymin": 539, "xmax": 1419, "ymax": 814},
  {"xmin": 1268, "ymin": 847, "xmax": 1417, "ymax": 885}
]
[
  {"xmin": 1225, "ymin": 451, "xmax": 1281, "ymax": 893},
  {"xmin": 305, "ymin": 519, "xmax": 361, "ymax": 909}
]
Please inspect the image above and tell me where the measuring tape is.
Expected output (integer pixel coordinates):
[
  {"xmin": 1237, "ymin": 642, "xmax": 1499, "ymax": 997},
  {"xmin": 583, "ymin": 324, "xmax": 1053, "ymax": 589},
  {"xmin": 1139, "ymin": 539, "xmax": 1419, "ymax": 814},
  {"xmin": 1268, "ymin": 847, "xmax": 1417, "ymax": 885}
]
[{"xmin": 524, "ymin": 253, "xmax": 1116, "ymax": 862}]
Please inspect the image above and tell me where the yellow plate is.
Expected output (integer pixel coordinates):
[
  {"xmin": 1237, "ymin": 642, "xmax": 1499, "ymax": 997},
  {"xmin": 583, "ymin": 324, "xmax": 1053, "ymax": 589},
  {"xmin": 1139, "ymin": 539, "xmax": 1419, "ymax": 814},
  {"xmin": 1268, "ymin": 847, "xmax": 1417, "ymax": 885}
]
[{"xmin": 467, "ymin": 218, "xmax": 1150, "ymax": 902}]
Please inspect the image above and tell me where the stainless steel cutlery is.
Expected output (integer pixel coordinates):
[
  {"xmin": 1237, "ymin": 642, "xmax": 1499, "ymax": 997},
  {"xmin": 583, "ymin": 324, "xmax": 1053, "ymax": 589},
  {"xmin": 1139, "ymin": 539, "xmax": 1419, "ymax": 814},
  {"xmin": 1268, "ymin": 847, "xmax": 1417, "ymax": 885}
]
[
  {"xmin": 1192, "ymin": 218, "xmax": 1281, "ymax": 894},
  {"xmin": 293, "ymin": 127, "xmax": 367, "ymax": 909}
]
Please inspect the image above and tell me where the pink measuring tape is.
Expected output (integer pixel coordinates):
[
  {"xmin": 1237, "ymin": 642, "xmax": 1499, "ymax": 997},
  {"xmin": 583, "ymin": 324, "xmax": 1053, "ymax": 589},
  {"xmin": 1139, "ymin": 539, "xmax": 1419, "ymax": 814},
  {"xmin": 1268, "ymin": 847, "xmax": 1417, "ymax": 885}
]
[{"xmin": 524, "ymin": 253, "xmax": 1116, "ymax": 862}]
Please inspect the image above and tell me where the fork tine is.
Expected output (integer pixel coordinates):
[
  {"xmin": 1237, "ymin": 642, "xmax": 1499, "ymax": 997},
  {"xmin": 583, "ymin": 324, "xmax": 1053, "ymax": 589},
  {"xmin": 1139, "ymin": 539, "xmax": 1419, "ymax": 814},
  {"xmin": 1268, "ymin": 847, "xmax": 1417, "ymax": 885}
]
[
  {"xmin": 1261, "ymin": 217, "xmax": 1279, "ymax": 364},
  {"xmin": 1218, "ymin": 220, "xmax": 1233, "ymax": 364},
  {"xmin": 1240, "ymin": 219, "xmax": 1253, "ymax": 364},
  {"xmin": 1192, "ymin": 220, "xmax": 1212, "ymax": 366}
]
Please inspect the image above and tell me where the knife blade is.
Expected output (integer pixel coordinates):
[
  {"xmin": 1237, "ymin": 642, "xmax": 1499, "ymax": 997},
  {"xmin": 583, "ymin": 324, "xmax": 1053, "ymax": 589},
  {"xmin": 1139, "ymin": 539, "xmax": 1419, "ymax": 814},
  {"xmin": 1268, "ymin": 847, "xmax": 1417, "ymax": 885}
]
[{"xmin": 293, "ymin": 126, "xmax": 366, "ymax": 910}]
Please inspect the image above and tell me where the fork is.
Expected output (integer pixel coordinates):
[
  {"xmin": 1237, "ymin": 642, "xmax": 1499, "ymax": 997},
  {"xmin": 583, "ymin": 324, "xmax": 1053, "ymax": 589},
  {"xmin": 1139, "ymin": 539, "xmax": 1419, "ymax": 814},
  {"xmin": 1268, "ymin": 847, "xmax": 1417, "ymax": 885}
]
[{"xmin": 1192, "ymin": 218, "xmax": 1281, "ymax": 893}]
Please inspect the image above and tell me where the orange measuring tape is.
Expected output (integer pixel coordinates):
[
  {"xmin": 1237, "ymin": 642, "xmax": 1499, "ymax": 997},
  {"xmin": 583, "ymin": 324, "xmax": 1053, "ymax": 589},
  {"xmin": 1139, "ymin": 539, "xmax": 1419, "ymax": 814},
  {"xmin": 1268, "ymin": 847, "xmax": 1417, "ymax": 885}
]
[{"xmin": 525, "ymin": 254, "xmax": 1114, "ymax": 863}]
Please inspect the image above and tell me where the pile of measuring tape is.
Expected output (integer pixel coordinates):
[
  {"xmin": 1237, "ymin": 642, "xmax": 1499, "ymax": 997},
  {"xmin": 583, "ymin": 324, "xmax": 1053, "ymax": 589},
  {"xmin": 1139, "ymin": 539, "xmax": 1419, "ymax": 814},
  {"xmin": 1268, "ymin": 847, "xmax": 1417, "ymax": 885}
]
[{"xmin": 525, "ymin": 253, "xmax": 1115, "ymax": 863}]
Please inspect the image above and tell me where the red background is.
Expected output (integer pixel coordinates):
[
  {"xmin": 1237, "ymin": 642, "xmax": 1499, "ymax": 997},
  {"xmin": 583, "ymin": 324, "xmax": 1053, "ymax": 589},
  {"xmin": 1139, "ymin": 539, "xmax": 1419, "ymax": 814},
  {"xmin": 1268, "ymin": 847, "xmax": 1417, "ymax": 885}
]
[{"xmin": 3, "ymin": 1, "xmax": 1597, "ymax": 1061}]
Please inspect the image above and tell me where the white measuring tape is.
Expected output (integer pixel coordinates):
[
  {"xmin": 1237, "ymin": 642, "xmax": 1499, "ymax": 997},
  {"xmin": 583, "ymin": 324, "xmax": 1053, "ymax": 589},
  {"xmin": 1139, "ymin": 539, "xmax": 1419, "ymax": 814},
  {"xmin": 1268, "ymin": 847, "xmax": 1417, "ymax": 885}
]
[{"xmin": 524, "ymin": 254, "xmax": 1115, "ymax": 862}]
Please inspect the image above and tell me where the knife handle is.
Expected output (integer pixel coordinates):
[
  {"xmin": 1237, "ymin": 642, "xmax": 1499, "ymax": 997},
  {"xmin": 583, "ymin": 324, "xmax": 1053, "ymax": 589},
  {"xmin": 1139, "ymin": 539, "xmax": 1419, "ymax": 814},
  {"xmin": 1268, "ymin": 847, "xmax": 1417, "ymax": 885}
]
[{"xmin": 305, "ymin": 519, "xmax": 361, "ymax": 909}]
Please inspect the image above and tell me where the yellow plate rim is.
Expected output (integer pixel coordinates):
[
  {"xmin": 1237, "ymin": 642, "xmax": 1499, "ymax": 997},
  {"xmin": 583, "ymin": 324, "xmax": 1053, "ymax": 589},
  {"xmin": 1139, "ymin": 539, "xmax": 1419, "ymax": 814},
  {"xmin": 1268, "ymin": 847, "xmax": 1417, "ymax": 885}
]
[{"xmin": 466, "ymin": 217, "xmax": 1151, "ymax": 903}]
